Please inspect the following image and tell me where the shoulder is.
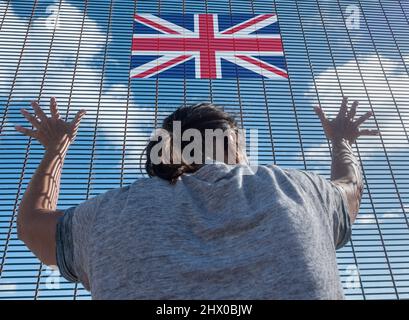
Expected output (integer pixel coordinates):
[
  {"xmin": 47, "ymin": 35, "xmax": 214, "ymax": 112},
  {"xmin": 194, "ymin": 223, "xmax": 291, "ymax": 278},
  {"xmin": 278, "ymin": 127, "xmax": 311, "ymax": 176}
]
[
  {"xmin": 70, "ymin": 183, "xmax": 134, "ymax": 220},
  {"xmin": 102, "ymin": 183, "xmax": 132, "ymax": 201},
  {"xmin": 260, "ymin": 165, "xmax": 333, "ymax": 196},
  {"xmin": 254, "ymin": 164, "xmax": 308, "ymax": 182}
]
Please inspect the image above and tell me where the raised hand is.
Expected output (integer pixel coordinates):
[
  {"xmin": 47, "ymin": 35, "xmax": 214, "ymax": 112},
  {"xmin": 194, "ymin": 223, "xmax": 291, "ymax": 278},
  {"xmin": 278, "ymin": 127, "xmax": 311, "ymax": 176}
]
[
  {"xmin": 15, "ymin": 97, "xmax": 86, "ymax": 154},
  {"xmin": 314, "ymin": 96, "xmax": 379, "ymax": 145}
]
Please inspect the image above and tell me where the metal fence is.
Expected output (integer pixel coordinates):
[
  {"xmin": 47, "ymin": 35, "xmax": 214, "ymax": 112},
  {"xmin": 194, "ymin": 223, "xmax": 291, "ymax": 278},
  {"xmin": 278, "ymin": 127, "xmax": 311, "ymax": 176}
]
[{"xmin": 1, "ymin": 0, "xmax": 409, "ymax": 299}]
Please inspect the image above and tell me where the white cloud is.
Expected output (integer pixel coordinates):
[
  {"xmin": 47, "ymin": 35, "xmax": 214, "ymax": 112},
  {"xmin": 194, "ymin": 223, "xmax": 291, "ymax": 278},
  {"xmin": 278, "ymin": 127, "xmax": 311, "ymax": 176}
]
[
  {"xmin": 356, "ymin": 214, "xmax": 377, "ymax": 224},
  {"xmin": 1, "ymin": 1, "xmax": 106, "ymax": 129},
  {"xmin": 0, "ymin": 282, "xmax": 18, "ymax": 296},
  {"xmin": 301, "ymin": 54, "xmax": 409, "ymax": 163},
  {"xmin": 0, "ymin": 283, "xmax": 17, "ymax": 291}
]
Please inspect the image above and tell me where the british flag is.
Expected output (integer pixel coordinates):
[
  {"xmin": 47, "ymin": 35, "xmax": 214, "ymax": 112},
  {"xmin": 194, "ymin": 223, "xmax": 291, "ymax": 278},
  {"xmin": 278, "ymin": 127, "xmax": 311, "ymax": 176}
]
[{"xmin": 130, "ymin": 13, "xmax": 287, "ymax": 79}]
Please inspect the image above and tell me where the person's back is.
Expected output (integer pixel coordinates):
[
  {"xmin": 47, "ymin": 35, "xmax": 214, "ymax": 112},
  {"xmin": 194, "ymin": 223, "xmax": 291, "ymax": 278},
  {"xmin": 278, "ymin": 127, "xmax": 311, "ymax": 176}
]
[
  {"xmin": 16, "ymin": 97, "xmax": 379, "ymax": 299},
  {"xmin": 57, "ymin": 162, "xmax": 350, "ymax": 299}
]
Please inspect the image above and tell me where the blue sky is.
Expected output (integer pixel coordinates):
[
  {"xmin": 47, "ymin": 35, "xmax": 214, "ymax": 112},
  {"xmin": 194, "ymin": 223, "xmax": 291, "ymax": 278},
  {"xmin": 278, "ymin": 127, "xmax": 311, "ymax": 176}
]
[{"xmin": 1, "ymin": 0, "xmax": 409, "ymax": 299}]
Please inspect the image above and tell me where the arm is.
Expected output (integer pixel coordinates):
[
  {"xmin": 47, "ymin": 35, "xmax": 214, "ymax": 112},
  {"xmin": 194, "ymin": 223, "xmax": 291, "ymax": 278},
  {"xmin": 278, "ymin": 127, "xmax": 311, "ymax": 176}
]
[
  {"xmin": 330, "ymin": 138, "xmax": 363, "ymax": 223},
  {"xmin": 314, "ymin": 97, "xmax": 379, "ymax": 224},
  {"xmin": 15, "ymin": 97, "xmax": 86, "ymax": 266}
]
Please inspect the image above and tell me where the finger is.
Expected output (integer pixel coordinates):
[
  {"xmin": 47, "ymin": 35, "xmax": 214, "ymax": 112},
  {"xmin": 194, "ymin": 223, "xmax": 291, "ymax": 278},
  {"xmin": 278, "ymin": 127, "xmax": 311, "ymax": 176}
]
[
  {"xmin": 337, "ymin": 96, "xmax": 348, "ymax": 118},
  {"xmin": 50, "ymin": 97, "xmax": 60, "ymax": 120},
  {"xmin": 20, "ymin": 108, "xmax": 41, "ymax": 129},
  {"xmin": 355, "ymin": 111, "xmax": 373, "ymax": 127},
  {"xmin": 347, "ymin": 100, "xmax": 358, "ymax": 120},
  {"xmin": 314, "ymin": 106, "xmax": 330, "ymax": 126},
  {"xmin": 70, "ymin": 109, "xmax": 86, "ymax": 131},
  {"xmin": 14, "ymin": 125, "xmax": 38, "ymax": 138},
  {"xmin": 31, "ymin": 100, "xmax": 48, "ymax": 123},
  {"xmin": 359, "ymin": 129, "xmax": 379, "ymax": 136}
]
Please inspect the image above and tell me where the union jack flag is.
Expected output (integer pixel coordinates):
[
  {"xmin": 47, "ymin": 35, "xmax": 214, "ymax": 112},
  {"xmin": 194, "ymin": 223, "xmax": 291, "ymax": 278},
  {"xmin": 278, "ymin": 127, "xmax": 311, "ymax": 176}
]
[{"xmin": 130, "ymin": 13, "xmax": 287, "ymax": 79}]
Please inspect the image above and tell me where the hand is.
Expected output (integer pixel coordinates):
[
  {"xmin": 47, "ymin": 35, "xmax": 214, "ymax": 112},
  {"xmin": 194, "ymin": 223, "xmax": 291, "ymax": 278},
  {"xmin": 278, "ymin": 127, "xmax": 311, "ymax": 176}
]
[
  {"xmin": 314, "ymin": 96, "xmax": 379, "ymax": 145},
  {"xmin": 15, "ymin": 97, "xmax": 86, "ymax": 155}
]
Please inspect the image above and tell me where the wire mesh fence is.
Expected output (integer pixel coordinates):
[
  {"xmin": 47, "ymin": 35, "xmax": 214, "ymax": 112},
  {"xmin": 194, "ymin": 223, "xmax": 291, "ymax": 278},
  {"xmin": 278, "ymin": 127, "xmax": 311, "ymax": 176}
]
[{"xmin": 0, "ymin": 0, "xmax": 409, "ymax": 299}]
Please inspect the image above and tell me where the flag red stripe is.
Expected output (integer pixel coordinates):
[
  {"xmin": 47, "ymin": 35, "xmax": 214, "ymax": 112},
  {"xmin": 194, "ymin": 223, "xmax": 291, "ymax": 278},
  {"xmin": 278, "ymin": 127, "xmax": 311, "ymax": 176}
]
[
  {"xmin": 198, "ymin": 14, "xmax": 217, "ymax": 78},
  {"xmin": 132, "ymin": 38, "xmax": 283, "ymax": 52},
  {"xmin": 235, "ymin": 54, "xmax": 288, "ymax": 78}
]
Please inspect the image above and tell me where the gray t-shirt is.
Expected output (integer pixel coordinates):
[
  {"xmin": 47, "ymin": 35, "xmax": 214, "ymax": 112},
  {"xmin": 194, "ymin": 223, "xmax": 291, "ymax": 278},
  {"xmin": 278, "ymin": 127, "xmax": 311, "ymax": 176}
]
[{"xmin": 56, "ymin": 162, "xmax": 351, "ymax": 300}]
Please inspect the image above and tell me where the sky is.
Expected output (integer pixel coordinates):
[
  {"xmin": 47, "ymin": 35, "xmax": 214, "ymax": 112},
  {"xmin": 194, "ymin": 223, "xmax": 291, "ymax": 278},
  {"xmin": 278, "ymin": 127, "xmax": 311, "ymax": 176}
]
[{"xmin": 1, "ymin": 0, "xmax": 409, "ymax": 299}]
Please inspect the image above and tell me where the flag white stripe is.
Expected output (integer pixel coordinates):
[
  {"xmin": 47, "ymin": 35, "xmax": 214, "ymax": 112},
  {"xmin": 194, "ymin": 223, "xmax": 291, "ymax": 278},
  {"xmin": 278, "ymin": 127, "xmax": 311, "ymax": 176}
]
[
  {"xmin": 135, "ymin": 14, "xmax": 195, "ymax": 36},
  {"xmin": 220, "ymin": 14, "xmax": 277, "ymax": 35}
]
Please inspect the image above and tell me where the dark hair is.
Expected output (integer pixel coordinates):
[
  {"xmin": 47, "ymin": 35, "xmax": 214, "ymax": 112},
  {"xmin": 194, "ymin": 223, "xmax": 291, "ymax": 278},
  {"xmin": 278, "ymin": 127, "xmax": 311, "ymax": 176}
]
[{"xmin": 143, "ymin": 102, "xmax": 239, "ymax": 184}]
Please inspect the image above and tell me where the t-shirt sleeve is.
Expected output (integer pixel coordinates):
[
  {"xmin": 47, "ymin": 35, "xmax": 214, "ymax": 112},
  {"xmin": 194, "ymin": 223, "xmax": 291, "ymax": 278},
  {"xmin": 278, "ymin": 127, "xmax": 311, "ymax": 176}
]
[
  {"xmin": 55, "ymin": 194, "xmax": 103, "ymax": 291},
  {"xmin": 284, "ymin": 168, "xmax": 352, "ymax": 250}
]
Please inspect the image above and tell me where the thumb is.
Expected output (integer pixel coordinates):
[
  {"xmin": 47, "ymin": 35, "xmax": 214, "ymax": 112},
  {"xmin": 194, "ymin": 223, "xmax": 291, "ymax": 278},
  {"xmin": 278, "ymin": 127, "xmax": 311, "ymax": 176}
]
[
  {"xmin": 314, "ymin": 106, "xmax": 328, "ymax": 126},
  {"xmin": 70, "ymin": 109, "xmax": 86, "ymax": 132}
]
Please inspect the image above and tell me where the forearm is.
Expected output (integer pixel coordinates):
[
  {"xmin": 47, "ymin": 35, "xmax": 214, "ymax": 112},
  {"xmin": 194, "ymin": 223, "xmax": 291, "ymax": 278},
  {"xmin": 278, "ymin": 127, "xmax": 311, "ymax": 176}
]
[
  {"xmin": 330, "ymin": 138, "xmax": 364, "ymax": 219},
  {"xmin": 17, "ymin": 150, "xmax": 66, "ymax": 233}
]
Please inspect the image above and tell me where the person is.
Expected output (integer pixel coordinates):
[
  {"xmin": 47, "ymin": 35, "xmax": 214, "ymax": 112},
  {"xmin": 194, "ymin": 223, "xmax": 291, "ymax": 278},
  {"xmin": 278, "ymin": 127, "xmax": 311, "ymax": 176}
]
[{"xmin": 15, "ymin": 96, "xmax": 378, "ymax": 299}]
